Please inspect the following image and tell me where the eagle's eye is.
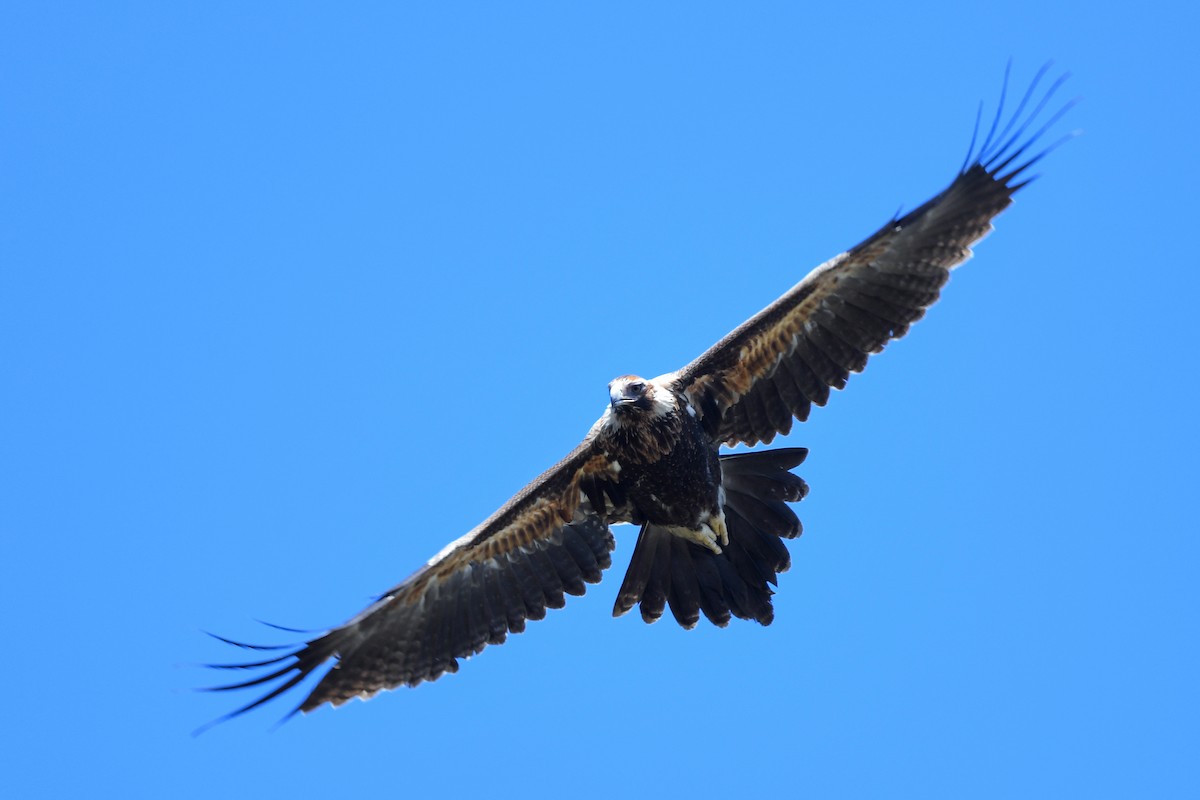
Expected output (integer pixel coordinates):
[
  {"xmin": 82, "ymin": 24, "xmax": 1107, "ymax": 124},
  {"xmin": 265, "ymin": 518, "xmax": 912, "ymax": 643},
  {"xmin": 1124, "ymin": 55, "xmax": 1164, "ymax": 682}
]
[{"xmin": 627, "ymin": 381, "xmax": 645, "ymax": 396}]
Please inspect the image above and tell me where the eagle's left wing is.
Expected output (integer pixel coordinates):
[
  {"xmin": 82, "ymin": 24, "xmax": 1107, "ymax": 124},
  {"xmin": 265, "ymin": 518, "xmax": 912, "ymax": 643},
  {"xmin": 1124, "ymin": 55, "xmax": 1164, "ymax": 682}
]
[
  {"xmin": 672, "ymin": 74, "xmax": 1070, "ymax": 447},
  {"xmin": 201, "ymin": 439, "xmax": 626, "ymax": 727}
]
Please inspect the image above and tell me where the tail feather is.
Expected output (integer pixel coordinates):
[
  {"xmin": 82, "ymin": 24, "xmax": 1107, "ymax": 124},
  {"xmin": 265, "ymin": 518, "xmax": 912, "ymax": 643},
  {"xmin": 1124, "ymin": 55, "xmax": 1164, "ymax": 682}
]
[
  {"xmin": 612, "ymin": 447, "xmax": 809, "ymax": 628},
  {"xmin": 714, "ymin": 553, "xmax": 763, "ymax": 623},
  {"xmin": 638, "ymin": 530, "xmax": 672, "ymax": 622},
  {"xmin": 725, "ymin": 490, "xmax": 803, "ymax": 541},
  {"xmin": 725, "ymin": 504, "xmax": 791, "ymax": 584},
  {"xmin": 692, "ymin": 546, "xmax": 732, "ymax": 628},
  {"xmin": 612, "ymin": 525, "xmax": 657, "ymax": 618},
  {"xmin": 667, "ymin": 543, "xmax": 702, "ymax": 628}
]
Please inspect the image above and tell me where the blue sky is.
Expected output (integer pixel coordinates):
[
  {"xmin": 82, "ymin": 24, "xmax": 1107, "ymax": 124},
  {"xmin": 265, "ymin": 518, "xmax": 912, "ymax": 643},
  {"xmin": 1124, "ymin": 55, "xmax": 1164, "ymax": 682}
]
[{"xmin": 3, "ymin": 2, "xmax": 1197, "ymax": 798}]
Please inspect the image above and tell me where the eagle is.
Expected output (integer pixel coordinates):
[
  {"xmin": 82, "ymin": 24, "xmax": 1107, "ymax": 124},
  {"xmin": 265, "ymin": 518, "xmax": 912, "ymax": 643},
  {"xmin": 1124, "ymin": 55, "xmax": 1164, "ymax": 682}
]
[{"xmin": 202, "ymin": 67, "xmax": 1073, "ymax": 728}]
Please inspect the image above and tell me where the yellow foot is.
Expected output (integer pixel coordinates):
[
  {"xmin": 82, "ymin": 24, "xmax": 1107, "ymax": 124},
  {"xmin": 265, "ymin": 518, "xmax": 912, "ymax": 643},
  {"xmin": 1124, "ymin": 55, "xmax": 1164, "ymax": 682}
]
[
  {"xmin": 668, "ymin": 523, "xmax": 724, "ymax": 555},
  {"xmin": 709, "ymin": 512, "xmax": 729, "ymax": 548}
]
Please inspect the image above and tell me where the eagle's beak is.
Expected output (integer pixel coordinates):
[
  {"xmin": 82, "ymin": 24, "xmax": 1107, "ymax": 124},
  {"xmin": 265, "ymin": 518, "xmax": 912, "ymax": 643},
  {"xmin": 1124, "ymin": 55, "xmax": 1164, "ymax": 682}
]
[{"xmin": 610, "ymin": 382, "xmax": 648, "ymax": 410}]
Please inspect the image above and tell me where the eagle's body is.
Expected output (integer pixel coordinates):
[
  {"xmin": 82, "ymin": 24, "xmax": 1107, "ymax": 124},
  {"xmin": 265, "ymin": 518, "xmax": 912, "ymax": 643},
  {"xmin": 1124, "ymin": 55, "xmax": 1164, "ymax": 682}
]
[
  {"xmin": 203, "ymin": 67, "xmax": 1073, "ymax": 729},
  {"xmin": 599, "ymin": 376, "xmax": 724, "ymax": 533}
]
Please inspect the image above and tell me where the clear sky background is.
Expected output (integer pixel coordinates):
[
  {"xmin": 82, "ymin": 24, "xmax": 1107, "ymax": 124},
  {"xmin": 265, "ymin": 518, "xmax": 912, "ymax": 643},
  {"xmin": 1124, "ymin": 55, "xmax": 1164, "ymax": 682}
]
[{"xmin": 3, "ymin": 2, "xmax": 1197, "ymax": 798}]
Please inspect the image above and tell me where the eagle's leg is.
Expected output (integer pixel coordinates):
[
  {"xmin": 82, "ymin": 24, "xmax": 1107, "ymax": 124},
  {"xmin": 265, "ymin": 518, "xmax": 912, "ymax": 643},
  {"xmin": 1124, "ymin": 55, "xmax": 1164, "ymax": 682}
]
[
  {"xmin": 666, "ymin": 510, "xmax": 729, "ymax": 555},
  {"xmin": 667, "ymin": 525, "xmax": 723, "ymax": 554},
  {"xmin": 708, "ymin": 510, "xmax": 729, "ymax": 548}
]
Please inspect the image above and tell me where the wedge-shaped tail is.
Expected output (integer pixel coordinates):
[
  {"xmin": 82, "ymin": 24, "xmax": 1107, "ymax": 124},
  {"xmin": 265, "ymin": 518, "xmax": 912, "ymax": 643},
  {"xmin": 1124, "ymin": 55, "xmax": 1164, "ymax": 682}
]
[{"xmin": 613, "ymin": 447, "xmax": 809, "ymax": 627}]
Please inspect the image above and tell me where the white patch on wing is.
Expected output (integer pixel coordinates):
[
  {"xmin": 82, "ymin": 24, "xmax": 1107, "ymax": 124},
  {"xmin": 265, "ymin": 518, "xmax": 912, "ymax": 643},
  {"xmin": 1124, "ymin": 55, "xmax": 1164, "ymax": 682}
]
[{"xmin": 426, "ymin": 529, "xmax": 479, "ymax": 567}]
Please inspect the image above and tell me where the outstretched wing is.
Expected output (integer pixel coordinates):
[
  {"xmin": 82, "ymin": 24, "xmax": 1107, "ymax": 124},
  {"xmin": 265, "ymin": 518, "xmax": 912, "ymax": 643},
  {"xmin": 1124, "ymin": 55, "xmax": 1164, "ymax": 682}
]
[
  {"xmin": 203, "ymin": 438, "xmax": 627, "ymax": 725},
  {"xmin": 674, "ymin": 70, "xmax": 1073, "ymax": 447}
]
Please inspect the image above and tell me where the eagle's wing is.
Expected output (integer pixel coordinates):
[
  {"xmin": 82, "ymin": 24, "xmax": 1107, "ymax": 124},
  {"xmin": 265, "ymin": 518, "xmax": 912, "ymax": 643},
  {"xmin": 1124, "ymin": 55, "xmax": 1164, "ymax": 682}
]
[
  {"xmin": 673, "ymin": 74, "xmax": 1072, "ymax": 447},
  {"xmin": 203, "ymin": 437, "xmax": 627, "ymax": 724}
]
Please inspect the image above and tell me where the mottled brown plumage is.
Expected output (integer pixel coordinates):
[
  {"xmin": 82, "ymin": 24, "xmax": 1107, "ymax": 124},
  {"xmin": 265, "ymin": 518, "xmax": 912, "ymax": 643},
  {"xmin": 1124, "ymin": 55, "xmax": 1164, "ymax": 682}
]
[{"xmin": 201, "ymin": 67, "xmax": 1072, "ymax": 729}]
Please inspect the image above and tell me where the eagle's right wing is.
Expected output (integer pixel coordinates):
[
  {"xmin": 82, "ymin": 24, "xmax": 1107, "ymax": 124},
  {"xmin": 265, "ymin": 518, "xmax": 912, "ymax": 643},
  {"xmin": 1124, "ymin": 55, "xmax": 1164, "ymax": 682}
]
[{"xmin": 201, "ymin": 437, "xmax": 627, "ymax": 727}]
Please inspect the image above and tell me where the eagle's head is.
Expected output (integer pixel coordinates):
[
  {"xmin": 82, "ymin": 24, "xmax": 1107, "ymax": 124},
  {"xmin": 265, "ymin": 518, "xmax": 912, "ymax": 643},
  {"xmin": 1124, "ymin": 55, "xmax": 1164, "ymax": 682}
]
[{"xmin": 607, "ymin": 375, "xmax": 676, "ymax": 421}]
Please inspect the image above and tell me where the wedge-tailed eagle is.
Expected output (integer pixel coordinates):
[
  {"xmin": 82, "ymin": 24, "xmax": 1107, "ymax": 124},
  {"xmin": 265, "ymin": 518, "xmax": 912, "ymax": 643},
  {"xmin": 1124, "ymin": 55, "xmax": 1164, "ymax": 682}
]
[{"xmin": 203, "ymin": 67, "xmax": 1073, "ymax": 728}]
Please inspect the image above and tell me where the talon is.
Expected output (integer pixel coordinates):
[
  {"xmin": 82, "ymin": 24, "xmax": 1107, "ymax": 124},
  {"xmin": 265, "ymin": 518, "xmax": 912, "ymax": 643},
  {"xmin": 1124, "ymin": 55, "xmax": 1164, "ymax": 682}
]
[
  {"xmin": 669, "ymin": 525, "xmax": 723, "ymax": 555},
  {"xmin": 710, "ymin": 513, "xmax": 729, "ymax": 548}
]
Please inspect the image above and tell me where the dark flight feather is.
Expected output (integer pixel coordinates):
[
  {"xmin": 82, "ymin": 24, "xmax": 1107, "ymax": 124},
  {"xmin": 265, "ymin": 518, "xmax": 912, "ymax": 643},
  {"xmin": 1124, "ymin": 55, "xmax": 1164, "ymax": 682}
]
[{"xmin": 675, "ymin": 71, "xmax": 1071, "ymax": 447}]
